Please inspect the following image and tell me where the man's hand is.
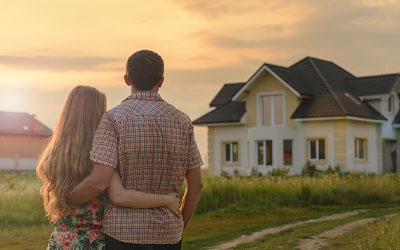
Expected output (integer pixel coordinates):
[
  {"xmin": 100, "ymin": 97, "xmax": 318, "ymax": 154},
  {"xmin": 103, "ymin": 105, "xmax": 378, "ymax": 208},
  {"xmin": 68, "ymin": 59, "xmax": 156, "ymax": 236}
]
[
  {"xmin": 180, "ymin": 167, "xmax": 203, "ymax": 230},
  {"xmin": 68, "ymin": 163, "xmax": 114, "ymax": 205}
]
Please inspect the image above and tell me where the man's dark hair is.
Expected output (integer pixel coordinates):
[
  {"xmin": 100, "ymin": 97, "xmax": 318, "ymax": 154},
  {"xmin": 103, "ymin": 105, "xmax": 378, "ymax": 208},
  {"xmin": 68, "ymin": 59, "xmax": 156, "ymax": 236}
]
[{"xmin": 126, "ymin": 50, "xmax": 164, "ymax": 91}]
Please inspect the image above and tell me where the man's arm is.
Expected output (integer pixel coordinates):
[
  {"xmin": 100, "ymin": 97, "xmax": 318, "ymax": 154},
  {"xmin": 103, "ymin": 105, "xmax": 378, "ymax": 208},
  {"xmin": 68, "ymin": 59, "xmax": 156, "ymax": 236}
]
[
  {"xmin": 106, "ymin": 170, "xmax": 181, "ymax": 217},
  {"xmin": 180, "ymin": 167, "xmax": 203, "ymax": 230},
  {"xmin": 68, "ymin": 162, "xmax": 114, "ymax": 205}
]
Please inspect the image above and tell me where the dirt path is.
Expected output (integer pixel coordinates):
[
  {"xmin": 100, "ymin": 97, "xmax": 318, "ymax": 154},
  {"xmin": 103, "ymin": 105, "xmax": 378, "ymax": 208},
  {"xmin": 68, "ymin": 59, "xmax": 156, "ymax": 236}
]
[
  {"xmin": 296, "ymin": 214, "xmax": 397, "ymax": 250},
  {"xmin": 208, "ymin": 210, "xmax": 368, "ymax": 250}
]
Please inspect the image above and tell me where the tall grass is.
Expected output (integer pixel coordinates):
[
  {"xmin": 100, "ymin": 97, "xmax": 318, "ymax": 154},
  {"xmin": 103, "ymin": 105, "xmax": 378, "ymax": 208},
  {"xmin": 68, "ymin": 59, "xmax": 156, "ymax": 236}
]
[
  {"xmin": 2, "ymin": 171, "xmax": 400, "ymax": 227},
  {"xmin": 0, "ymin": 172, "xmax": 47, "ymax": 228},
  {"xmin": 195, "ymin": 172, "xmax": 400, "ymax": 214}
]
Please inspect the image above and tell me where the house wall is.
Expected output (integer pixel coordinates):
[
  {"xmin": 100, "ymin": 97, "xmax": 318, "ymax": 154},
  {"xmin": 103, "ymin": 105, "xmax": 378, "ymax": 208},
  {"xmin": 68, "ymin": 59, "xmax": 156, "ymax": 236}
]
[
  {"xmin": 0, "ymin": 134, "xmax": 49, "ymax": 158},
  {"xmin": 344, "ymin": 120, "xmax": 382, "ymax": 173},
  {"xmin": 246, "ymin": 120, "xmax": 346, "ymax": 175},
  {"xmin": 212, "ymin": 125, "xmax": 248, "ymax": 175},
  {"xmin": 334, "ymin": 120, "xmax": 347, "ymax": 168},
  {"xmin": 245, "ymin": 72, "xmax": 301, "ymax": 128},
  {"xmin": 0, "ymin": 134, "xmax": 49, "ymax": 170},
  {"xmin": 247, "ymin": 120, "xmax": 384, "ymax": 175},
  {"xmin": 298, "ymin": 121, "xmax": 336, "ymax": 170},
  {"xmin": 380, "ymin": 91, "xmax": 398, "ymax": 139},
  {"xmin": 248, "ymin": 125, "xmax": 303, "ymax": 175}
]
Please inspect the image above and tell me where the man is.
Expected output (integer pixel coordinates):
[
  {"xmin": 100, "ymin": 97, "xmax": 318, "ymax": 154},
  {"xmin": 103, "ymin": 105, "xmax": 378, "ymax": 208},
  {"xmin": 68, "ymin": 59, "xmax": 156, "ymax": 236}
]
[{"xmin": 68, "ymin": 50, "xmax": 203, "ymax": 249}]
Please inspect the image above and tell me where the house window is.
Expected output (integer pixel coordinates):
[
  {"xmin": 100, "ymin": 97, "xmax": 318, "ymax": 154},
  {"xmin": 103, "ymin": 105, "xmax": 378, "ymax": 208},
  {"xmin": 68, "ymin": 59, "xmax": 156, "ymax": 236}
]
[
  {"xmin": 388, "ymin": 95, "xmax": 394, "ymax": 112},
  {"xmin": 257, "ymin": 140, "xmax": 273, "ymax": 166},
  {"xmin": 223, "ymin": 142, "xmax": 239, "ymax": 163},
  {"xmin": 355, "ymin": 138, "xmax": 367, "ymax": 160},
  {"xmin": 283, "ymin": 139, "xmax": 293, "ymax": 166},
  {"xmin": 308, "ymin": 138, "xmax": 325, "ymax": 161},
  {"xmin": 260, "ymin": 94, "xmax": 284, "ymax": 126}
]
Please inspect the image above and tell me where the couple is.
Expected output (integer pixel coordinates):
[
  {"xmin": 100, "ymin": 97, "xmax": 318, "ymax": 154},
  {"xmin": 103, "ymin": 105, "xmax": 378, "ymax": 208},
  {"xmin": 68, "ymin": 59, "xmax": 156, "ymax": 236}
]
[{"xmin": 36, "ymin": 50, "xmax": 204, "ymax": 250}]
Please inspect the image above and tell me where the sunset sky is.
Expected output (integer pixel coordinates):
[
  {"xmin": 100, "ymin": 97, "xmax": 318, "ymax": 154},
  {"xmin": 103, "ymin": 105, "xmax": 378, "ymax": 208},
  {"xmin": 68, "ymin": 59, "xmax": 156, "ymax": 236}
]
[{"xmin": 1, "ymin": 0, "xmax": 400, "ymax": 164}]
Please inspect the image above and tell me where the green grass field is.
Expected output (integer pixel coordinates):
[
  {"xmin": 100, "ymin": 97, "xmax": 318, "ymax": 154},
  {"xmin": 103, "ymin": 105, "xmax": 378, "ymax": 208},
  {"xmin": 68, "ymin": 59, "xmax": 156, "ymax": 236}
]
[{"xmin": 1, "ymin": 171, "xmax": 400, "ymax": 249}]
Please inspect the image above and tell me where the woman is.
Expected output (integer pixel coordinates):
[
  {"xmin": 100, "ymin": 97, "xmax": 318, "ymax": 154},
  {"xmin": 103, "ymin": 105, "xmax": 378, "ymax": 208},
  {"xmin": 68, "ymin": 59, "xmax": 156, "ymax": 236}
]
[{"xmin": 36, "ymin": 86, "xmax": 180, "ymax": 250}]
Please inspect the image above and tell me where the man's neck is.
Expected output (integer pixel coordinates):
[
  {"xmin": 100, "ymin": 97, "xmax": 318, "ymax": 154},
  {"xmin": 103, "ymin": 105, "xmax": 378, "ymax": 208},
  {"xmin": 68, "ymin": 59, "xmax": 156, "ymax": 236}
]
[{"xmin": 131, "ymin": 87, "xmax": 158, "ymax": 95}]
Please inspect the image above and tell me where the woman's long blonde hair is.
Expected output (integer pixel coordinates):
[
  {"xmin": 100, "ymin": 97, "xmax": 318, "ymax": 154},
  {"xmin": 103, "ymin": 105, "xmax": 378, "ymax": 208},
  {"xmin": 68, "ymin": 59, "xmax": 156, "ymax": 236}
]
[{"xmin": 36, "ymin": 85, "xmax": 106, "ymax": 223}]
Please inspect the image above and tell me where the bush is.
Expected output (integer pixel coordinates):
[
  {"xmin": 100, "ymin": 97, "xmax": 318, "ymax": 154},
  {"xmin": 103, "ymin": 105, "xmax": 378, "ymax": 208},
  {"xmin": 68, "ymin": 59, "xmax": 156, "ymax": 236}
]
[
  {"xmin": 268, "ymin": 168, "xmax": 290, "ymax": 177},
  {"xmin": 301, "ymin": 162, "xmax": 323, "ymax": 177}
]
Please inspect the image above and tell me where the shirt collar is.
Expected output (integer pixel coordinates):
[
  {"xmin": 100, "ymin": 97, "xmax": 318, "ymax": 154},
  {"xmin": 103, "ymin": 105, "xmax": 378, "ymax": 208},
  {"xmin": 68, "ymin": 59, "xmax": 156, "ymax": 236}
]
[{"xmin": 122, "ymin": 91, "xmax": 163, "ymax": 102}]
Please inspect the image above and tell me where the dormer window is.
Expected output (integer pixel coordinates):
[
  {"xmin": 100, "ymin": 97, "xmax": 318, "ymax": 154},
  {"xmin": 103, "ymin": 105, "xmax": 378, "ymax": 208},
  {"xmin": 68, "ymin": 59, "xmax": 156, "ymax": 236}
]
[
  {"xmin": 388, "ymin": 95, "xmax": 394, "ymax": 112},
  {"xmin": 259, "ymin": 93, "xmax": 285, "ymax": 126}
]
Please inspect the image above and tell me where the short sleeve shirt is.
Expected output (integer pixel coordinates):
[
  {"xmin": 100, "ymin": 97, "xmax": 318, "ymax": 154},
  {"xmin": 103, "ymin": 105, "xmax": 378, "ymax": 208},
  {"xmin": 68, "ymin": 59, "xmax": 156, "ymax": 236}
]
[{"xmin": 90, "ymin": 91, "xmax": 203, "ymax": 244}]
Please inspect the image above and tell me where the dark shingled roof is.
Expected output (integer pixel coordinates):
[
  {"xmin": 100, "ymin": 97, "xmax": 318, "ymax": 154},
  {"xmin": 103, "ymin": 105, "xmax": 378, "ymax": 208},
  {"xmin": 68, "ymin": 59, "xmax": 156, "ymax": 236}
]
[
  {"xmin": 193, "ymin": 102, "xmax": 245, "ymax": 125},
  {"xmin": 290, "ymin": 57, "xmax": 386, "ymax": 121},
  {"xmin": 345, "ymin": 74, "xmax": 400, "ymax": 97},
  {"xmin": 393, "ymin": 110, "xmax": 400, "ymax": 125},
  {"xmin": 209, "ymin": 83, "xmax": 245, "ymax": 107},
  {"xmin": 265, "ymin": 63, "xmax": 313, "ymax": 96},
  {"xmin": 0, "ymin": 111, "xmax": 52, "ymax": 136}
]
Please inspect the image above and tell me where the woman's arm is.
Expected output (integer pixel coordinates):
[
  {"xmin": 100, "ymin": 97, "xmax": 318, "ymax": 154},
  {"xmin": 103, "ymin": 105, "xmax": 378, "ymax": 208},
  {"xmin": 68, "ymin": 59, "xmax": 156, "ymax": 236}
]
[{"xmin": 107, "ymin": 170, "xmax": 180, "ymax": 216}]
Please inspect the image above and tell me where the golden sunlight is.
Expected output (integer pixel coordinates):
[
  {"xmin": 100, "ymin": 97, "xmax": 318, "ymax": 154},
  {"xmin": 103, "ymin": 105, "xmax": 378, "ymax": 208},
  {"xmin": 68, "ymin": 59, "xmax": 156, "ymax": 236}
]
[{"xmin": 0, "ymin": 88, "xmax": 24, "ymax": 111}]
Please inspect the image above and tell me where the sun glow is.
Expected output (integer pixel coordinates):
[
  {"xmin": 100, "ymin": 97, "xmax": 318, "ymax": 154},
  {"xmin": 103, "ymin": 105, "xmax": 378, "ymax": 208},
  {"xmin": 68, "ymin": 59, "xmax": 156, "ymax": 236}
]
[{"xmin": 0, "ymin": 88, "xmax": 24, "ymax": 111}]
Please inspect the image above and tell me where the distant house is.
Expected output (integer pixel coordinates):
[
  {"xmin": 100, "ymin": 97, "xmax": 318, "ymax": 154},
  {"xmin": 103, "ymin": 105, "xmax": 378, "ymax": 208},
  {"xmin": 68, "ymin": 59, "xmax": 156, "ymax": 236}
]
[
  {"xmin": 0, "ymin": 111, "xmax": 52, "ymax": 171},
  {"xmin": 193, "ymin": 57, "xmax": 400, "ymax": 175}
]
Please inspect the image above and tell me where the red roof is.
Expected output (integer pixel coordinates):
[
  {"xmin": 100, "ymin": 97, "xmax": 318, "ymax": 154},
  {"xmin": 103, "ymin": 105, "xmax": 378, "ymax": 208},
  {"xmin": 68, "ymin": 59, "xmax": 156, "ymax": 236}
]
[{"xmin": 0, "ymin": 111, "xmax": 52, "ymax": 136}]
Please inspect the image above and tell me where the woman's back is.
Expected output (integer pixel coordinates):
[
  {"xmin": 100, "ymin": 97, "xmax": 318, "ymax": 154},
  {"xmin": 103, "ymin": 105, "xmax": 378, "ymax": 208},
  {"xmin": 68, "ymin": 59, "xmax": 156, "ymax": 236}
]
[{"xmin": 48, "ymin": 194, "xmax": 106, "ymax": 249}]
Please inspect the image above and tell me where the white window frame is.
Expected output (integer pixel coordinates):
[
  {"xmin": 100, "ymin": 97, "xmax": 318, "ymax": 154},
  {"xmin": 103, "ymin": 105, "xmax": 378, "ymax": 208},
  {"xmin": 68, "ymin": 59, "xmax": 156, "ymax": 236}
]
[
  {"xmin": 257, "ymin": 92, "xmax": 286, "ymax": 127},
  {"xmin": 283, "ymin": 139, "xmax": 293, "ymax": 166},
  {"xmin": 355, "ymin": 138, "xmax": 367, "ymax": 160},
  {"xmin": 223, "ymin": 142, "xmax": 238, "ymax": 163},
  {"xmin": 308, "ymin": 138, "xmax": 325, "ymax": 161},
  {"xmin": 256, "ymin": 140, "xmax": 273, "ymax": 167}
]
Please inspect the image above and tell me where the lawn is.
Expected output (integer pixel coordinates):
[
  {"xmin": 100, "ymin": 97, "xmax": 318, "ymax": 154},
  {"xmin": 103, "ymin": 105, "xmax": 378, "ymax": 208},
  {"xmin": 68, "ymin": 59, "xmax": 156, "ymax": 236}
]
[
  {"xmin": 328, "ymin": 213, "xmax": 400, "ymax": 250},
  {"xmin": 233, "ymin": 207, "xmax": 400, "ymax": 250},
  {"xmin": 2, "ymin": 171, "xmax": 400, "ymax": 249}
]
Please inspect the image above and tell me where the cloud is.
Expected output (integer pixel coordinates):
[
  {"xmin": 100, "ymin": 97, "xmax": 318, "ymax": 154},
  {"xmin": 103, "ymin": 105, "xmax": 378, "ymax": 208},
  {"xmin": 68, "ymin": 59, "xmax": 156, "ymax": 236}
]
[
  {"xmin": 171, "ymin": 0, "xmax": 288, "ymax": 18},
  {"xmin": 186, "ymin": 0, "xmax": 400, "ymax": 75},
  {"xmin": 0, "ymin": 55, "xmax": 122, "ymax": 71}
]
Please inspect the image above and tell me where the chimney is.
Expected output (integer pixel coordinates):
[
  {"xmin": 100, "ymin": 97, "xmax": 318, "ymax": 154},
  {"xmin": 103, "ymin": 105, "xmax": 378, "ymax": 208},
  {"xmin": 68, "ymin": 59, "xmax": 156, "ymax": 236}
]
[{"xmin": 31, "ymin": 114, "xmax": 38, "ymax": 133}]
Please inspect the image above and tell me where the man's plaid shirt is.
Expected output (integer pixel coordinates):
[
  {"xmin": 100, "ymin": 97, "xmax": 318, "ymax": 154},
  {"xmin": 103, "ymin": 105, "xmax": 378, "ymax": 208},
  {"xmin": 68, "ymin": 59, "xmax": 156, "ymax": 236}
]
[{"xmin": 90, "ymin": 91, "xmax": 203, "ymax": 244}]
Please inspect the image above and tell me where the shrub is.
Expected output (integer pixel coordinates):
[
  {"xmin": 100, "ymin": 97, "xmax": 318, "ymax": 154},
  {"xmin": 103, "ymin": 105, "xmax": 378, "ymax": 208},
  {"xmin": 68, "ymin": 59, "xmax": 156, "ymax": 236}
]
[
  {"xmin": 301, "ymin": 162, "xmax": 323, "ymax": 177},
  {"xmin": 269, "ymin": 168, "xmax": 290, "ymax": 177}
]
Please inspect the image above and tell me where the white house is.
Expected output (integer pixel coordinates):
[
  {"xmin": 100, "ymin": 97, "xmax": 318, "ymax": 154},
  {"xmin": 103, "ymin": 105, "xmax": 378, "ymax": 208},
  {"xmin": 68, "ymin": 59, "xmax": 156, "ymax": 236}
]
[{"xmin": 193, "ymin": 57, "xmax": 400, "ymax": 175}]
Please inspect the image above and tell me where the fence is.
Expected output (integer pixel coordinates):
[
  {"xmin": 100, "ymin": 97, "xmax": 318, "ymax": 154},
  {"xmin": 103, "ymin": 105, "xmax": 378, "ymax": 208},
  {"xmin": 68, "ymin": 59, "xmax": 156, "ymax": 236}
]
[{"xmin": 0, "ymin": 156, "xmax": 37, "ymax": 172}]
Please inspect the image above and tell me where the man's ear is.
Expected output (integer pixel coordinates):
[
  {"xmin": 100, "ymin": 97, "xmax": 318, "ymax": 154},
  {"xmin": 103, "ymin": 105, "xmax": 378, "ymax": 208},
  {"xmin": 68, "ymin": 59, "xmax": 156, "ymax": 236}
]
[
  {"xmin": 124, "ymin": 75, "xmax": 131, "ymax": 86},
  {"xmin": 158, "ymin": 77, "xmax": 164, "ymax": 88}
]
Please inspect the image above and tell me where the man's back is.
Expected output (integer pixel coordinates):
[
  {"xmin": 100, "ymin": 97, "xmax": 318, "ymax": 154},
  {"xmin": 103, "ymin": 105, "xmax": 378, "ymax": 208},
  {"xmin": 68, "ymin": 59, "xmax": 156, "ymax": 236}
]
[{"xmin": 90, "ymin": 91, "xmax": 203, "ymax": 244}]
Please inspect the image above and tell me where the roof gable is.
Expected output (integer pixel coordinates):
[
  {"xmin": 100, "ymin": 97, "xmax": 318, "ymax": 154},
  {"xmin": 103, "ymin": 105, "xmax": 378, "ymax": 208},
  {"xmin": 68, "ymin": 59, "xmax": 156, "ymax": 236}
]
[
  {"xmin": 0, "ymin": 111, "xmax": 52, "ymax": 136},
  {"xmin": 233, "ymin": 64, "xmax": 313, "ymax": 101}
]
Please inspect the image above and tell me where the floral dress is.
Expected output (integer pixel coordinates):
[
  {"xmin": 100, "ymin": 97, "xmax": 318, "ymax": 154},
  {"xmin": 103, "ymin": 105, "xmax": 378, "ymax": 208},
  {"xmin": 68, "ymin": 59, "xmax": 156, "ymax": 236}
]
[{"xmin": 47, "ymin": 193, "xmax": 106, "ymax": 250}]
